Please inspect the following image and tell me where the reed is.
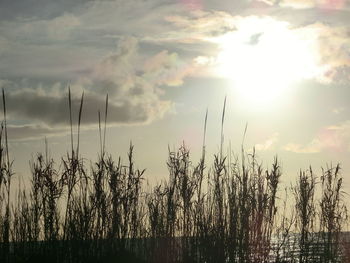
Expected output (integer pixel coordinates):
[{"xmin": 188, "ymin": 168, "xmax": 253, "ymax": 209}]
[
  {"xmin": 319, "ymin": 164, "xmax": 347, "ymax": 262},
  {"xmin": 293, "ymin": 168, "xmax": 317, "ymax": 262},
  {"xmin": 0, "ymin": 90, "xmax": 348, "ymax": 263}
]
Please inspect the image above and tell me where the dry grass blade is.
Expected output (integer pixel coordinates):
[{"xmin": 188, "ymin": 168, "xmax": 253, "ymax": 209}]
[
  {"xmin": 220, "ymin": 96, "xmax": 226, "ymax": 160},
  {"xmin": 2, "ymin": 89, "xmax": 9, "ymax": 168},
  {"xmin": 68, "ymin": 86, "xmax": 74, "ymax": 156},
  {"xmin": 77, "ymin": 92, "xmax": 84, "ymax": 158},
  {"xmin": 103, "ymin": 94, "xmax": 108, "ymax": 155},
  {"xmin": 1, "ymin": 88, "xmax": 12, "ymax": 258},
  {"xmin": 98, "ymin": 110, "xmax": 102, "ymax": 156},
  {"xmin": 200, "ymin": 108, "xmax": 208, "ymax": 166}
]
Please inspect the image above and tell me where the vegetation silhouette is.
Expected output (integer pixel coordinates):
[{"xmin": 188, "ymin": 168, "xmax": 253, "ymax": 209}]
[{"xmin": 0, "ymin": 89, "xmax": 349, "ymax": 263}]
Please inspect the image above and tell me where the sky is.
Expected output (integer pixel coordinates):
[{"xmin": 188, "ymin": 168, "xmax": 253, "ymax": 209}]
[{"xmin": 0, "ymin": 0, "xmax": 349, "ymax": 189}]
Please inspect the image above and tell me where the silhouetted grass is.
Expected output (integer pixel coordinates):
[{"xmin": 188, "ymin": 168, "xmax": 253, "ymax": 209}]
[{"xmin": 0, "ymin": 89, "xmax": 348, "ymax": 263}]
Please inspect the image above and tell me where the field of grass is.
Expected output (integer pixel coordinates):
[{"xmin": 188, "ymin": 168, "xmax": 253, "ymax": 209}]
[{"xmin": 0, "ymin": 90, "xmax": 349, "ymax": 263}]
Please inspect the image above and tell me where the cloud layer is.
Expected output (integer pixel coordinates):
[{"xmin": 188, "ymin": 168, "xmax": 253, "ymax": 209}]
[
  {"xmin": 255, "ymin": 132, "xmax": 279, "ymax": 151},
  {"xmin": 0, "ymin": 0, "xmax": 349, "ymax": 142},
  {"xmin": 1, "ymin": 36, "xmax": 197, "ymax": 139},
  {"xmin": 284, "ymin": 121, "xmax": 350, "ymax": 153},
  {"xmin": 260, "ymin": 0, "xmax": 348, "ymax": 9}
]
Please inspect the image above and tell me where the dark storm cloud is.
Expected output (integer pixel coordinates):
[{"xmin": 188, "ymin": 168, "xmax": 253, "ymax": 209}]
[{"xmin": 5, "ymin": 90, "xmax": 167, "ymax": 126}]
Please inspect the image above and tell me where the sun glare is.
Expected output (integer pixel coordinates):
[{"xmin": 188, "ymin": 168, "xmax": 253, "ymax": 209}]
[{"xmin": 214, "ymin": 17, "xmax": 320, "ymax": 109}]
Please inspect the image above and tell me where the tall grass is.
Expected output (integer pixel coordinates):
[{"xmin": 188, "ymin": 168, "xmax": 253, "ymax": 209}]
[
  {"xmin": 293, "ymin": 168, "xmax": 317, "ymax": 262},
  {"xmin": 0, "ymin": 89, "xmax": 349, "ymax": 263},
  {"xmin": 319, "ymin": 164, "xmax": 347, "ymax": 262},
  {"xmin": 0, "ymin": 89, "xmax": 13, "ymax": 261}
]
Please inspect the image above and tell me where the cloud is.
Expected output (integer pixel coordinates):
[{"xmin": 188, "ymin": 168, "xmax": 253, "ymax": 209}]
[
  {"xmin": 143, "ymin": 10, "xmax": 236, "ymax": 44},
  {"xmin": 0, "ymin": 36, "xmax": 10, "ymax": 55},
  {"xmin": 0, "ymin": 0, "xmax": 348, "ymax": 136},
  {"xmin": 45, "ymin": 13, "xmax": 81, "ymax": 40},
  {"xmin": 332, "ymin": 107, "xmax": 345, "ymax": 114},
  {"xmin": 157, "ymin": 12, "xmax": 350, "ymax": 83},
  {"xmin": 259, "ymin": 0, "xmax": 348, "ymax": 9},
  {"xmin": 285, "ymin": 22, "xmax": 350, "ymax": 83},
  {"xmin": 255, "ymin": 132, "xmax": 279, "ymax": 151},
  {"xmin": 5, "ymin": 89, "xmax": 167, "ymax": 126},
  {"xmin": 284, "ymin": 141, "xmax": 323, "ymax": 153},
  {"xmin": 6, "ymin": 124, "xmax": 67, "ymax": 141},
  {"xmin": 2, "ymin": 13, "xmax": 80, "ymax": 43},
  {"xmin": 0, "ymin": 37, "xmax": 196, "ymax": 135},
  {"xmin": 143, "ymin": 50, "xmax": 195, "ymax": 86},
  {"xmin": 0, "ymin": 0, "xmax": 348, "ymax": 78},
  {"xmin": 260, "ymin": 0, "xmax": 317, "ymax": 8},
  {"xmin": 284, "ymin": 121, "xmax": 350, "ymax": 153},
  {"xmin": 0, "ymin": 0, "xmax": 89, "ymax": 21},
  {"xmin": 0, "ymin": 1, "xmax": 193, "ymax": 81},
  {"xmin": 312, "ymin": 24, "xmax": 350, "ymax": 82},
  {"xmin": 88, "ymin": 36, "xmax": 196, "ymax": 93},
  {"xmin": 2, "ymin": 2, "xmax": 346, "ymax": 85}
]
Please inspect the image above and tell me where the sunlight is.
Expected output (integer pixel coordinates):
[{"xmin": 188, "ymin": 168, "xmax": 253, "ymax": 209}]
[{"xmin": 213, "ymin": 17, "xmax": 320, "ymax": 109}]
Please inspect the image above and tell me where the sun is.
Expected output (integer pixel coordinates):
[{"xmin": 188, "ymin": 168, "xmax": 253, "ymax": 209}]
[{"xmin": 213, "ymin": 17, "xmax": 320, "ymax": 109}]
